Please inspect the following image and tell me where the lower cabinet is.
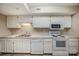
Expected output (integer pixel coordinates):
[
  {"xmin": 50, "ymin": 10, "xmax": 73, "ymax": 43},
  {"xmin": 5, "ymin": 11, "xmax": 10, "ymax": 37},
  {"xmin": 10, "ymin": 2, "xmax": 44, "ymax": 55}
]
[
  {"xmin": 69, "ymin": 38, "xmax": 79, "ymax": 54},
  {"xmin": 14, "ymin": 39, "xmax": 30, "ymax": 53},
  {"xmin": 5, "ymin": 39, "xmax": 14, "ymax": 53},
  {"xmin": 0, "ymin": 39, "xmax": 5, "ymax": 52},
  {"xmin": 44, "ymin": 39, "xmax": 52, "ymax": 54},
  {"xmin": 0, "ymin": 38, "xmax": 53, "ymax": 54},
  {"xmin": 31, "ymin": 39, "xmax": 43, "ymax": 54},
  {"xmin": 22, "ymin": 39, "xmax": 31, "ymax": 53},
  {"xmin": 14, "ymin": 39, "xmax": 23, "ymax": 53},
  {"xmin": 3, "ymin": 39, "xmax": 30, "ymax": 53}
]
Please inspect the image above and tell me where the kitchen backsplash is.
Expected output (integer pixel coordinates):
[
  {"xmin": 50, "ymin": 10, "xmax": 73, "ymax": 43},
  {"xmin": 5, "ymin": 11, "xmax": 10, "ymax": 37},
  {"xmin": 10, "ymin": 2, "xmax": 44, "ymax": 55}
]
[{"xmin": 8, "ymin": 26, "xmax": 49, "ymax": 36}]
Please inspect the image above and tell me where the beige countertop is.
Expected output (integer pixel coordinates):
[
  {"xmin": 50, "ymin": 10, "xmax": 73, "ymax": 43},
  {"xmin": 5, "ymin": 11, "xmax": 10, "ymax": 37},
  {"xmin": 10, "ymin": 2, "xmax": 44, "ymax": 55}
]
[
  {"xmin": 0, "ymin": 35, "xmax": 53, "ymax": 39},
  {"xmin": 0, "ymin": 34, "xmax": 79, "ymax": 39},
  {"xmin": 65, "ymin": 36, "xmax": 79, "ymax": 39}
]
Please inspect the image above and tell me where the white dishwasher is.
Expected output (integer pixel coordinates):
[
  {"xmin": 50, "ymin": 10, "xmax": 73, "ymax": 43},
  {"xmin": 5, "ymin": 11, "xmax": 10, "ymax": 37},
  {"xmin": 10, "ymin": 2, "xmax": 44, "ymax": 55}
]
[{"xmin": 31, "ymin": 39, "xmax": 43, "ymax": 54}]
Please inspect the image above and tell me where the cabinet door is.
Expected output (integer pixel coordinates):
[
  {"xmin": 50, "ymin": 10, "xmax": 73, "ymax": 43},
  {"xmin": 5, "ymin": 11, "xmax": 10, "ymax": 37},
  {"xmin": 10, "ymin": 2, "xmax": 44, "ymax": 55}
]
[
  {"xmin": 5, "ymin": 39, "xmax": 13, "ymax": 52},
  {"xmin": 7, "ymin": 16, "xmax": 21, "ymax": 28},
  {"xmin": 69, "ymin": 38, "xmax": 79, "ymax": 53},
  {"xmin": 69, "ymin": 38, "xmax": 78, "ymax": 47},
  {"xmin": 21, "ymin": 39, "xmax": 30, "ymax": 53},
  {"xmin": 18, "ymin": 16, "xmax": 32, "ymax": 23},
  {"xmin": 33, "ymin": 16, "xmax": 50, "ymax": 28},
  {"xmin": 51, "ymin": 16, "xmax": 63, "ymax": 24},
  {"xmin": 0, "ymin": 39, "xmax": 5, "ymax": 52},
  {"xmin": 14, "ymin": 39, "xmax": 23, "ymax": 53},
  {"xmin": 69, "ymin": 47, "xmax": 78, "ymax": 53},
  {"xmin": 31, "ymin": 39, "xmax": 43, "ymax": 54},
  {"xmin": 14, "ymin": 39, "xmax": 30, "ymax": 53},
  {"xmin": 0, "ymin": 39, "xmax": 2, "ymax": 52},
  {"xmin": 44, "ymin": 39, "xmax": 52, "ymax": 53},
  {"xmin": 63, "ymin": 16, "xmax": 71, "ymax": 28}
]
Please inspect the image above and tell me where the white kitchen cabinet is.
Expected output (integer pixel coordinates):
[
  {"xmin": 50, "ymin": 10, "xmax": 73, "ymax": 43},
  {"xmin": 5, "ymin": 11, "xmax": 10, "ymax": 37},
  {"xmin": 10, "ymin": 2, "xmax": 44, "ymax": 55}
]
[
  {"xmin": 69, "ymin": 47, "xmax": 78, "ymax": 54},
  {"xmin": 69, "ymin": 41, "xmax": 78, "ymax": 47},
  {"xmin": 31, "ymin": 39, "xmax": 43, "ymax": 54},
  {"xmin": 63, "ymin": 16, "xmax": 71, "ymax": 28},
  {"xmin": 22, "ymin": 39, "xmax": 31, "ymax": 53},
  {"xmin": 4, "ymin": 39, "xmax": 14, "ymax": 53},
  {"xmin": 0, "ymin": 39, "xmax": 5, "ymax": 52},
  {"xmin": 0, "ymin": 40, "xmax": 2, "ymax": 52},
  {"xmin": 69, "ymin": 38, "xmax": 79, "ymax": 54},
  {"xmin": 69, "ymin": 38, "xmax": 79, "ymax": 47},
  {"xmin": 7, "ymin": 16, "xmax": 21, "ymax": 28},
  {"xmin": 51, "ymin": 16, "xmax": 63, "ymax": 24},
  {"xmin": 33, "ymin": 16, "xmax": 50, "ymax": 28},
  {"xmin": 18, "ymin": 16, "xmax": 32, "ymax": 23},
  {"xmin": 51, "ymin": 16, "xmax": 71, "ymax": 28},
  {"xmin": 44, "ymin": 39, "xmax": 52, "ymax": 54},
  {"xmin": 14, "ymin": 39, "xmax": 30, "ymax": 53}
]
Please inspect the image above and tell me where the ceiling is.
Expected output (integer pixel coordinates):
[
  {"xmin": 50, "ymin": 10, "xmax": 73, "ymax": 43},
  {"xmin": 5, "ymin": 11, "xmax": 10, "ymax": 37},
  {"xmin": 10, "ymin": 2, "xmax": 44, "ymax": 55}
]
[
  {"xmin": 28, "ymin": 3, "xmax": 79, "ymax": 7},
  {"xmin": 0, "ymin": 3, "xmax": 79, "ymax": 15},
  {"xmin": 0, "ymin": 3, "xmax": 31, "ymax": 15}
]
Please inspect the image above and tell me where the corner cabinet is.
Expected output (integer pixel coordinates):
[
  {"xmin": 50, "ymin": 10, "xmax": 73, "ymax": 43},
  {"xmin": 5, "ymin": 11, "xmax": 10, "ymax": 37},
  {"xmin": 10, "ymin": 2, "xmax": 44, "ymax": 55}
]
[{"xmin": 33, "ymin": 16, "xmax": 50, "ymax": 28}]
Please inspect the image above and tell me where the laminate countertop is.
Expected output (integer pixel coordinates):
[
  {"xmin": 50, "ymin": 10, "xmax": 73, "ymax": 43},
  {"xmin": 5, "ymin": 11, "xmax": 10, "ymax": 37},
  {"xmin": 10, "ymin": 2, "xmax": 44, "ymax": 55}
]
[{"xmin": 0, "ymin": 35, "xmax": 53, "ymax": 39}]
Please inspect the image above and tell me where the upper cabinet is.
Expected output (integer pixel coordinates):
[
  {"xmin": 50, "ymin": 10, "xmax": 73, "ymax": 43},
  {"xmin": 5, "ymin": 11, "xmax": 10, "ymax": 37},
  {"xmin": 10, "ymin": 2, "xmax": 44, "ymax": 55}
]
[
  {"xmin": 63, "ymin": 16, "xmax": 71, "ymax": 28},
  {"xmin": 7, "ymin": 16, "xmax": 21, "ymax": 28},
  {"xmin": 33, "ymin": 16, "xmax": 50, "ymax": 28},
  {"xmin": 7, "ymin": 15, "xmax": 71, "ymax": 29},
  {"xmin": 18, "ymin": 16, "xmax": 32, "ymax": 23},
  {"xmin": 7, "ymin": 16, "xmax": 32, "ymax": 28},
  {"xmin": 51, "ymin": 16, "xmax": 71, "ymax": 28}
]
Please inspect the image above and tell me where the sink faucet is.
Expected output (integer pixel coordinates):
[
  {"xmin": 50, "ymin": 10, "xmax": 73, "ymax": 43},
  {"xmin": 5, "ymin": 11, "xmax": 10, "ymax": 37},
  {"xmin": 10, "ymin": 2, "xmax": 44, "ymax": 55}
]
[{"xmin": 25, "ymin": 32, "xmax": 31, "ymax": 37}]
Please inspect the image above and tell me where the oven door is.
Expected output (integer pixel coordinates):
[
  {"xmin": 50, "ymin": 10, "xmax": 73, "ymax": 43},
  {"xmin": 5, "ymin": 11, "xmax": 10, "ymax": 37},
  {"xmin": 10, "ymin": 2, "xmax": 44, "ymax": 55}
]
[{"xmin": 53, "ymin": 39, "xmax": 68, "ymax": 51}]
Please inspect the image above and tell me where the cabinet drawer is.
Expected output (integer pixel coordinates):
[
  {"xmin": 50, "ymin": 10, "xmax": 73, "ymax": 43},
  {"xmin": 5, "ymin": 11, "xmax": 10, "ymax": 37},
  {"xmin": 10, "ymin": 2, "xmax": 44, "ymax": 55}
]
[
  {"xmin": 53, "ymin": 51, "xmax": 68, "ymax": 56},
  {"xmin": 69, "ymin": 42, "xmax": 78, "ymax": 46},
  {"xmin": 31, "ymin": 51, "xmax": 43, "ymax": 54},
  {"xmin": 69, "ymin": 39, "xmax": 79, "ymax": 42}
]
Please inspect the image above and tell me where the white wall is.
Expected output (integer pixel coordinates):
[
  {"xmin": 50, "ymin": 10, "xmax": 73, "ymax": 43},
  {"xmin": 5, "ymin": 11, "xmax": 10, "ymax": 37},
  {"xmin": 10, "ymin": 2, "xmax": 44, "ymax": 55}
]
[
  {"xmin": 32, "ymin": 6, "xmax": 79, "ymax": 15},
  {"xmin": 0, "ymin": 15, "xmax": 11, "ymax": 37},
  {"xmin": 65, "ymin": 12, "xmax": 79, "ymax": 37}
]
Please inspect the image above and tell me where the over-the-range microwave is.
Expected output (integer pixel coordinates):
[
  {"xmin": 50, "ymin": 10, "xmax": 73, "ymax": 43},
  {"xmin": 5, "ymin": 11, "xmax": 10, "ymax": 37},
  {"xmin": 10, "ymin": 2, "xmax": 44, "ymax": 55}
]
[{"xmin": 50, "ymin": 24, "xmax": 63, "ymax": 30}]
